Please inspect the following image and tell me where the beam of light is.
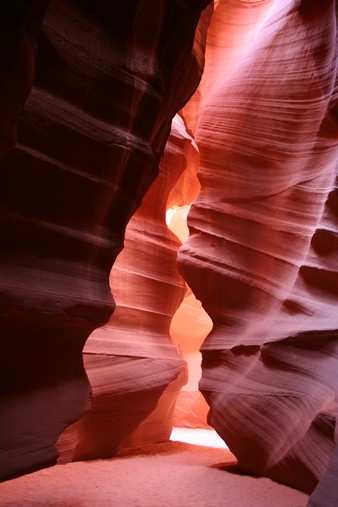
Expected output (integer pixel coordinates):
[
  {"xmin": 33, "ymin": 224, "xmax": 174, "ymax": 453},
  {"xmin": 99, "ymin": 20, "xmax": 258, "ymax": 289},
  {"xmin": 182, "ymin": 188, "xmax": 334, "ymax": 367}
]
[{"xmin": 170, "ymin": 427, "xmax": 228, "ymax": 449}]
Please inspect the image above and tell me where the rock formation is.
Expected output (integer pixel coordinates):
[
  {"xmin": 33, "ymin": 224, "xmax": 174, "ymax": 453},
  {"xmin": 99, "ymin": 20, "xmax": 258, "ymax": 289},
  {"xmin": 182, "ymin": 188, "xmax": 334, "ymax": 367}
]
[
  {"xmin": 56, "ymin": 115, "xmax": 199, "ymax": 461},
  {"xmin": 0, "ymin": 0, "xmax": 212, "ymax": 480},
  {"xmin": 178, "ymin": 0, "xmax": 338, "ymax": 501},
  {"xmin": 1, "ymin": 1, "xmax": 338, "ymax": 505},
  {"xmin": 170, "ymin": 286, "xmax": 213, "ymax": 429},
  {"xmin": 0, "ymin": 0, "xmax": 50, "ymax": 157}
]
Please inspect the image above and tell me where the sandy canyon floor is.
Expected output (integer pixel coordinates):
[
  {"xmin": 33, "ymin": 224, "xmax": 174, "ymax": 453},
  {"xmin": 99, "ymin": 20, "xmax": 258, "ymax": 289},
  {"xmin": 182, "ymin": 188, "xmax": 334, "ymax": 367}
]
[{"xmin": 0, "ymin": 430, "xmax": 309, "ymax": 507}]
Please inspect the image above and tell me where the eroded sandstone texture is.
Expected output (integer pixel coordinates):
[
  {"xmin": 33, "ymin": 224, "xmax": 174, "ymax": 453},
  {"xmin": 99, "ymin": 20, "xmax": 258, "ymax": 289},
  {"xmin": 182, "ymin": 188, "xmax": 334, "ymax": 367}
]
[
  {"xmin": 178, "ymin": 0, "xmax": 338, "ymax": 501},
  {"xmin": 0, "ymin": 0, "xmax": 50, "ymax": 157},
  {"xmin": 2, "ymin": 0, "xmax": 338, "ymax": 504},
  {"xmin": 56, "ymin": 115, "xmax": 199, "ymax": 461},
  {"xmin": 0, "ymin": 0, "xmax": 212, "ymax": 480}
]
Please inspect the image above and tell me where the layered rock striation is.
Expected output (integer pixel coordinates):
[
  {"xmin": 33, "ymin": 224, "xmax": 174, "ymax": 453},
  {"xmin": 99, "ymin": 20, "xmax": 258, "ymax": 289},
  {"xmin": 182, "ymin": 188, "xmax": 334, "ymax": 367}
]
[
  {"xmin": 2, "ymin": 1, "xmax": 338, "ymax": 504},
  {"xmin": 56, "ymin": 115, "xmax": 200, "ymax": 461},
  {"xmin": 178, "ymin": 0, "xmax": 338, "ymax": 500},
  {"xmin": 0, "ymin": 0, "xmax": 50, "ymax": 157},
  {"xmin": 0, "ymin": 0, "xmax": 212, "ymax": 480}
]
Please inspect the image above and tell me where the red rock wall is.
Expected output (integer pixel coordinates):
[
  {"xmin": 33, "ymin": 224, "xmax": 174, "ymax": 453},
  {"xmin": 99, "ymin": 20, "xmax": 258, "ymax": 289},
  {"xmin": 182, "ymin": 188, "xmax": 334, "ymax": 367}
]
[
  {"xmin": 0, "ymin": 0, "xmax": 212, "ymax": 481},
  {"xmin": 170, "ymin": 286, "xmax": 213, "ymax": 429},
  {"xmin": 0, "ymin": 0, "xmax": 50, "ymax": 157},
  {"xmin": 56, "ymin": 115, "xmax": 198, "ymax": 461},
  {"xmin": 2, "ymin": 2, "xmax": 338, "ymax": 504},
  {"xmin": 178, "ymin": 0, "xmax": 338, "ymax": 499},
  {"xmin": 164, "ymin": 118, "xmax": 213, "ymax": 429}
]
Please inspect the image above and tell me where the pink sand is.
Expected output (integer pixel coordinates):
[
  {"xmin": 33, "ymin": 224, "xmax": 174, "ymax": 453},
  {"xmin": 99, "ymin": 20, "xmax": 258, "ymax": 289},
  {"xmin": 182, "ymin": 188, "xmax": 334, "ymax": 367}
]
[{"xmin": 0, "ymin": 440, "xmax": 309, "ymax": 506}]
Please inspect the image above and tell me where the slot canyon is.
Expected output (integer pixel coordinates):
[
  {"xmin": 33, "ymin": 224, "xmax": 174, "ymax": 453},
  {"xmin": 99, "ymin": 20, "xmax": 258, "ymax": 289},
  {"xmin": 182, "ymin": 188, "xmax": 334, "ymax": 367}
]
[{"xmin": 0, "ymin": 1, "xmax": 337, "ymax": 506}]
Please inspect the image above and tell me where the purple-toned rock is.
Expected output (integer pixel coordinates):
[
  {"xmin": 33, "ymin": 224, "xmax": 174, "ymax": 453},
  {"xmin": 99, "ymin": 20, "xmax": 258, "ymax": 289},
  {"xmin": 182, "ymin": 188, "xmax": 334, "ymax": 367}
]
[
  {"xmin": 178, "ymin": 0, "xmax": 338, "ymax": 498},
  {"xmin": 0, "ymin": 0, "xmax": 212, "ymax": 480}
]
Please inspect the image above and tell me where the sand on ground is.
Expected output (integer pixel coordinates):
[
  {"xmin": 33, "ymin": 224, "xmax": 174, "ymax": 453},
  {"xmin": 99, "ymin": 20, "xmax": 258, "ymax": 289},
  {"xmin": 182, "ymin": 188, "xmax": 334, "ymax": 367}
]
[{"xmin": 0, "ymin": 440, "xmax": 309, "ymax": 507}]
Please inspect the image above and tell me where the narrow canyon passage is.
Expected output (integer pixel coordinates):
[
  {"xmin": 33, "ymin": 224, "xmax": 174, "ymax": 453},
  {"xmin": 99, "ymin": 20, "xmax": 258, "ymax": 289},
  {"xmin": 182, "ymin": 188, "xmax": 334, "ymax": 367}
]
[
  {"xmin": 166, "ymin": 201, "xmax": 213, "ymax": 430},
  {"xmin": 1, "ymin": 1, "xmax": 338, "ymax": 506},
  {"xmin": 55, "ymin": 114, "xmax": 211, "ymax": 461}
]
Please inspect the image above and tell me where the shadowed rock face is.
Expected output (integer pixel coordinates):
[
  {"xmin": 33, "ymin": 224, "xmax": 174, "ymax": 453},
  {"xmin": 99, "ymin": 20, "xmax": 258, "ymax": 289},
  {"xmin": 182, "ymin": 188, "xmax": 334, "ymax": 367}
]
[
  {"xmin": 178, "ymin": 0, "xmax": 338, "ymax": 500},
  {"xmin": 0, "ymin": 0, "xmax": 212, "ymax": 481},
  {"xmin": 56, "ymin": 115, "xmax": 198, "ymax": 461},
  {"xmin": 0, "ymin": 0, "xmax": 50, "ymax": 157}
]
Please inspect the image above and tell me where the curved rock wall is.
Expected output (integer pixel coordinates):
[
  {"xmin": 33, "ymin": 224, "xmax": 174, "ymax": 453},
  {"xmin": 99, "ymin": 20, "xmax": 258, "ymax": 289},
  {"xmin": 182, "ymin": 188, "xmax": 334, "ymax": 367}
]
[
  {"xmin": 0, "ymin": 0, "xmax": 212, "ymax": 480},
  {"xmin": 2, "ymin": 1, "xmax": 338, "ymax": 503},
  {"xmin": 164, "ymin": 130, "xmax": 214, "ymax": 429},
  {"xmin": 56, "ymin": 115, "xmax": 198, "ymax": 461},
  {"xmin": 178, "ymin": 0, "xmax": 338, "ymax": 498}
]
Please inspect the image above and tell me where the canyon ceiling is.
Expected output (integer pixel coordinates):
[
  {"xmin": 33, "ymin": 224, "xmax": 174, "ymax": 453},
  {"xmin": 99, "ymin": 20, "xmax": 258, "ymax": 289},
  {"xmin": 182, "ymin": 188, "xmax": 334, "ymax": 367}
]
[{"xmin": 0, "ymin": 1, "xmax": 337, "ymax": 506}]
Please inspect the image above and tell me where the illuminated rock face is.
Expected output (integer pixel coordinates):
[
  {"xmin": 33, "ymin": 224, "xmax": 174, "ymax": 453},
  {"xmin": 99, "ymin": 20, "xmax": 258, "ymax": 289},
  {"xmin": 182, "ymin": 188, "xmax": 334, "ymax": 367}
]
[
  {"xmin": 0, "ymin": 0, "xmax": 212, "ymax": 480},
  {"xmin": 56, "ymin": 116, "xmax": 198, "ymax": 461},
  {"xmin": 178, "ymin": 0, "xmax": 338, "ymax": 499}
]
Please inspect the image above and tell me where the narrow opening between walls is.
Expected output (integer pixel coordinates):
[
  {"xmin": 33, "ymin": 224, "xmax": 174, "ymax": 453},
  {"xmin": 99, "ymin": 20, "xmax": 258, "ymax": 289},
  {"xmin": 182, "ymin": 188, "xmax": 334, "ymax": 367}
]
[{"xmin": 166, "ymin": 205, "xmax": 226, "ymax": 448}]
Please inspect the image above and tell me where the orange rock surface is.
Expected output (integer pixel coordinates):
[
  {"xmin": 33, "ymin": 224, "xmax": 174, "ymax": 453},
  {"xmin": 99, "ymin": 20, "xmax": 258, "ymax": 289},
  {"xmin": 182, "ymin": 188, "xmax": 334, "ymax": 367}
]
[
  {"xmin": 178, "ymin": 0, "xmax": 338, "ymax": 499},
  {"xmin": 56, "ymin": 115, "xmax": 202, "ymax": 460}
]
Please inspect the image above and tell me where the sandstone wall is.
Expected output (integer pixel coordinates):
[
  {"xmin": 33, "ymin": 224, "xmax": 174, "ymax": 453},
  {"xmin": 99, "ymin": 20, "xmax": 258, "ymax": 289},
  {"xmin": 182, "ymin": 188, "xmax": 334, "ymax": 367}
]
[
  {"xmin": 56, "ymin": 115, "xmax": 199, "ymax": 460},
  {"xmin": 1, "ymin": 2, "xmax": 338, "ymax": 505},
  {"xmin": 0, "ymin": 0, "xmax": 212, "ymax": 480},
  {"xmin": 178, "ymin": 0, "xmax": 338, "ymax": 500}
]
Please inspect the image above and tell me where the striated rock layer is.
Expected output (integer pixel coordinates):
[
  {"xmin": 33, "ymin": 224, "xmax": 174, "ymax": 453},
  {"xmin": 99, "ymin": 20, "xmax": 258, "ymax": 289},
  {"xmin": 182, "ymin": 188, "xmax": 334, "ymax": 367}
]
[
  {"xmin": 170, "ymin": 287, "xmax": 213, "ymax": 429},
  {"xmin": 179, "ymin": 0, "xmax": 338, "ymax": 500},
  {"xmin": 56, "ymin": 115, "xmax": 199, "ymax": 461},
  {"xmin": 0, "ymin": 0, "xmax": 212, "ymax": 481},
  {"xmin": 0, "ymin": 0, "xmax": 50, "ymax": 157},
  {"xmin": 166, "ymin": 151, "xmax": 214, "ymax": 429}
]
